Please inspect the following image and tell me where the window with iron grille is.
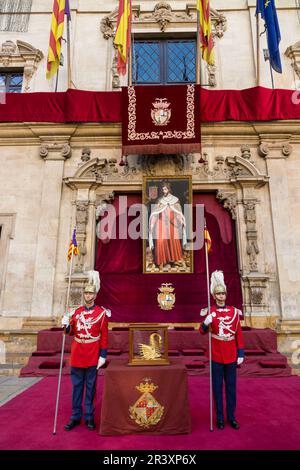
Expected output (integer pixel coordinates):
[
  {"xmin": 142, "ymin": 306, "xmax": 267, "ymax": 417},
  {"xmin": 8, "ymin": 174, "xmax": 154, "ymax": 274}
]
[
  {"xmin": 0, "ymin": 71, "xmax": 23, "ymax": 92},
  {"xmin": 132, "ymin": 39, "xmax": 196, "ymax": 85}
]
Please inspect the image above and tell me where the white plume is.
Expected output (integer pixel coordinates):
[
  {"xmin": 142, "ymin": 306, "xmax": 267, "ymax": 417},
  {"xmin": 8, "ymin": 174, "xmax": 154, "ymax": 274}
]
[
  {"xmin": 86, "ymin": 270, "xmax": 100, "ymax": 293},
  {"xmin": 210, "ymin": 270, "xmax": 226, "ymax": 296}
]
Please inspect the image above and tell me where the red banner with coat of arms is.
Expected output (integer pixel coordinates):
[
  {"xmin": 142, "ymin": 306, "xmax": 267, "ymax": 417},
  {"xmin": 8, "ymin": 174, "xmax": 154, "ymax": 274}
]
[{"xmin": 122, "ymin": 84, "xmax": 201, "ymax": 155}]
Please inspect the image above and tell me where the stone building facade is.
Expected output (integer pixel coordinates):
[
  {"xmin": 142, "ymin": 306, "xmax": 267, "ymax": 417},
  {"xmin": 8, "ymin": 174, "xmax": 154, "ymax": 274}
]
[{"xmin": 0, "ymin": 0, "xmax": 300, "ymax": 371}]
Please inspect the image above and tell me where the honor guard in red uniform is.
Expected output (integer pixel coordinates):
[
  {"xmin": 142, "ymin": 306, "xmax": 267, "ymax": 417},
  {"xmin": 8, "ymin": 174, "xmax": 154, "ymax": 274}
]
[
  {"xmin": 61, "ymin": 271, "xmax": 110, "ymax": 431},
  {"xmin": 199, "ymin": 271, "xmax": 244, "ymax": 430}
]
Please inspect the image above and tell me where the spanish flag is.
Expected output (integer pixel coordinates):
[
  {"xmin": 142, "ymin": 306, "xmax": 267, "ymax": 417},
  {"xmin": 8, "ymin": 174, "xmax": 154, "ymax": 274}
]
[
  {"xmin": 204, "ymin": 228, "xmax": 212, "ymax": 253},
  {"xmin": 114, "ymin": 0, "xmax": 132, "ymax": 75},
  {"xmin": 67, "ymin": 228, "xmax": 79, "ymax": 261},
  {"xmin": 46, "ymin": 0, "xmax": 66, "ymax": 79},
  {"xmin": 197, "ymin": 0, "xmax": 215, "ymax": 65}
]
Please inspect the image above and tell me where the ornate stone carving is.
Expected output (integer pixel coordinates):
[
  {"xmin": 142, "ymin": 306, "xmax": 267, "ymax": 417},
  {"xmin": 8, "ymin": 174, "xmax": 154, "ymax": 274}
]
[
  {"xmin": 70, "ymin": 287, "xmax": 83, "ymax": 307},
  {"xmin": 242, "ymin": 274, "xmax": 269, "ymax": 312},
  {"xmin": 74, "ymin": 201, "xmax": 89, "ymax": 272},
  {"xmin": 258, "ymin": 139, "xmax": 293, "ymax": 159},
  {"xmin": 81, "ymin": 148, "xmax": 91, "ymax": 163},
  {"xmin": 0, "ymin": 40, "xmax": 43, "ymax": 92},
  {"xmin": 39, "ymin": 142, "xmax": 71, "ymax": 160},
  {"xmin": 76, "ymin": 201, "xmax": 89, "ymax": 232},
  {"xmin": 216, "ymin": 190, "xmax": 237, "ymax": 220},
  {"xmin": 285, "ymin": 41, "xmax": 300, "ymax": 80},
  {"xmin": 112, "ymin": 45, "xmax": 120, "ymax": 89},
  {"xmin": 240, "ymin": 145, "xmax": 251, "ymax": 160},
  {"xmin": 130, "ymin": 3, "xmax": 227, "ymax": 37},
  {"xmin": 0, "ymin": 40, "xmax": 16, "ymax": 54},
  {"xmin": 100, "ymin": 13, "xmax": 115, "ymax": 39},
  {"xmin": 207, "ymin": 64, "xmax": 217, "ymax": 87},
  {"xmin": 243, "ymin": 200, "xmax": 259, "ymax": 271},
  {"xmin": 137, "ymin": 154, "xmax": 187, "ymax": 176},
  {"xmin": 249, "ymin": 286, "xmax": 264, "ymax": 305},
  {"xmin": 152, "ymin": 2, "xmax": 173, "ymax": 31}
]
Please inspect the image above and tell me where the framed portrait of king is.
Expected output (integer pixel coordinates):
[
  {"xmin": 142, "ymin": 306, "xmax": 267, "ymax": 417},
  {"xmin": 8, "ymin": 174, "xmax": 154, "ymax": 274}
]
[{"xmin": 143, "ymin": 176, "xmax": 193, "ymax": 274}]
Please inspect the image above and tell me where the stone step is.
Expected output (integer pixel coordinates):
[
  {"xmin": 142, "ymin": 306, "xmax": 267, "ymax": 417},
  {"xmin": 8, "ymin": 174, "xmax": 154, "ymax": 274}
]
[
  {"xmin": 0, "ymin": 363, "xmax": 23, "ymax": 376},
  {"xmin": 5, "ymin": 352, "xmax": 30, "ymax": 365}
]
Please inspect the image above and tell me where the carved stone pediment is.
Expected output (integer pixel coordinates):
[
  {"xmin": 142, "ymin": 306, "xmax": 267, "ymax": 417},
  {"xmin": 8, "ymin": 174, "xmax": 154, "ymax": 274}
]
[
  {"xmin": 0, "ymin": 39, "xmax": 43, "ymax": 92},
  {"xmin": 101, "ymin": 2, "xmax": 227, "ymax": 36},
  {"xmin": 285, "ymin": 41, "xmax": 300, "ymax": 80}
]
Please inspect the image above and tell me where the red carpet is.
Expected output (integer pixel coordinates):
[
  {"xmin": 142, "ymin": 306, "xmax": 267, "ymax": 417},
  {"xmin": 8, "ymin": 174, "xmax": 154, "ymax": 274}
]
[{"xmin": 1, "ymin": 375, "xmax": 300, "ymax": 450}]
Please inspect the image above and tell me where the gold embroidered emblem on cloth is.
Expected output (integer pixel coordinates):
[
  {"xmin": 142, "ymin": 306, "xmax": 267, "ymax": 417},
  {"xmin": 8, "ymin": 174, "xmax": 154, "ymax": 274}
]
[{"xmin": 129, "ymin": 379, "xmax": 164, "ymax": 428}]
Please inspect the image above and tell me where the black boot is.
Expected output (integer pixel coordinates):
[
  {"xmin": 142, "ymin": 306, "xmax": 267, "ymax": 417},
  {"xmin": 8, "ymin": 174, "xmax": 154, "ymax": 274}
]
[
  {"xmin": 228, "ymin": 420, "xmax": 240, "ymax": 430},
  {"xmin": 85, "ymin": 418, "xmax": 96, "ymax": 430},
  {"xmin": 64, "ymin": 419, "xmax": 81, "ymax": 431}
]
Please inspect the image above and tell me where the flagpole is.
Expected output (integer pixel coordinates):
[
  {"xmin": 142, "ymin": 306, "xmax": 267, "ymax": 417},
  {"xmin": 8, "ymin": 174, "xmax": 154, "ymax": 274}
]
[
  {"xmin": 128, "ymin": 35, "xmax": 132, "ymax": 86},
  {"xmin": 204, "ymin": 219, "xmax": 213, "ymax": 432},
  {"xmin": 66, "ymin": 11, "xmax": 72, "ymax": 89},
  {"xmin": 256, "ymin": 12, "xmax": 260, "ymax": 86},
  {"xmin": 196, "ymin": 10, "xmax": 201, "ymax": 85},
  {"xmin": 52, "ymin": 236, "xmax": 75, "ymax": 435},
  {"xmin": 55, "ymin": 67, "xmax": 60, "ymax": 92}
]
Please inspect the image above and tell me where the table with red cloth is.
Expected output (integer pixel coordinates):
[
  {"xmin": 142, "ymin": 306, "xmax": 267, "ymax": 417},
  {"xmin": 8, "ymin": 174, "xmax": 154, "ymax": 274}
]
[{"xmin": 99, "ymin": 359, "xmax": 191, "ymax": 435}]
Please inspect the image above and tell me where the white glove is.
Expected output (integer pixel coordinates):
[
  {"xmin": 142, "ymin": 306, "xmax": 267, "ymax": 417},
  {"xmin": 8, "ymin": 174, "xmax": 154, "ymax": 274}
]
[
  {"xmin": 97, "ymin": 356, "xmax": 106, "ymax": 369},
  {"xmin": 61, "ymin": 314, "xmax": 70, "ymax": 327},
  {"xmin": 203, "ymin": 313, "xmax": 214, "ymax": 326},
  {"xmin": 237, "ymin": 357, "xmax": 244, "ymax": 365}
]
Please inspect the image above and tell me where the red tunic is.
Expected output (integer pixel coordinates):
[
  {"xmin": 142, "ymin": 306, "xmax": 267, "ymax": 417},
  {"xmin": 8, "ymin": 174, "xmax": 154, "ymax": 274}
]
[
  {"xmin": 69, "ymin": 305, "xmax": 108, "ymax": 368},
  {"xmin": 199, "ymin": 305, "xmax": 244, "ymax": 364}
]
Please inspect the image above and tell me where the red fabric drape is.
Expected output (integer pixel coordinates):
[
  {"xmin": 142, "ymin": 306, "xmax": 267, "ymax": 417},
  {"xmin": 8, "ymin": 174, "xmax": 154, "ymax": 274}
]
[
  {"xmin": 95, "ymin": 194, "xmax": 242, "ymax": 323},
  {"xmin": 0, "ymin": 86, "xmax": 299, "ymax": 122},
  {"xmin": 122, "ymin": 85, "xmax": 201, "ymax": 154}
]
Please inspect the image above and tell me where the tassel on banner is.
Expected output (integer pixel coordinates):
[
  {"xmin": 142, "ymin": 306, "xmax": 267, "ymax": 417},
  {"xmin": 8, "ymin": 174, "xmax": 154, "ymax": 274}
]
[{"xmin": 119, "ymin": 154, "xmax": 129, "ymax": 166}]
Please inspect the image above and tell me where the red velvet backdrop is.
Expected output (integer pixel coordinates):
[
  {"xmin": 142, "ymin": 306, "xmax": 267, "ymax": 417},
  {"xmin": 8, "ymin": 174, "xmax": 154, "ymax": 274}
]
[{"xmin": 95, "ymin": 193, "xmax": 242, "ymax": 323}]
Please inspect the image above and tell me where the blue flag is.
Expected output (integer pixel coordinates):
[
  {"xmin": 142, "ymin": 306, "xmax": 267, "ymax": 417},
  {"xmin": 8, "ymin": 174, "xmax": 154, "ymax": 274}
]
[
  {"xmin": 256, "ymin": 0, "xmax": 282, "ymax": 73},
  {"xmin": 65, "ymin": 0, "xmax": 71, "ymax": 21}
]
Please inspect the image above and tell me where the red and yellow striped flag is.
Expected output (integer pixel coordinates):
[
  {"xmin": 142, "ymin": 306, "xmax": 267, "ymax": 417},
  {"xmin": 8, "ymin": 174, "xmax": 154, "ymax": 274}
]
[
  {"xmin": 114, "ymin": 0, "xmax": 132, "ymax": 75},
  {"xmin": 46, "ymin": 0, "xmax": 66, "ymax": 79},
  {"xmin": 204, "ymin": 228, "xmax": 212, "ymax": 253},
  {"xmin": 197, "ymin": 0, "xmax": 215, "ymax": 65}
]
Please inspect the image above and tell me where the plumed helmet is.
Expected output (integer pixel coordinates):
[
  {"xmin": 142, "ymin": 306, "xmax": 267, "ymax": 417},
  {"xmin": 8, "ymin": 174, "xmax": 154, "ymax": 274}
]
[
  {"xmin": 210, "ymin": 270, "xmax": 227, "ymax": 296},
  {"xmin": 84, "ymin": 270, "xmax": 100, "ymax": 294}
]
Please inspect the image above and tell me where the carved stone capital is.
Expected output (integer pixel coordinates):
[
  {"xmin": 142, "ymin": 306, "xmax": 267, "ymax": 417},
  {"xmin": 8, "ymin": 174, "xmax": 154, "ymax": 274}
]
[
  {"xmin": 39, "ymin": 142, "xmax": 71, "ymax": 161},
  {"xmin": 258, "ymin": 136, "xmax": 293, "ymax": 159}
]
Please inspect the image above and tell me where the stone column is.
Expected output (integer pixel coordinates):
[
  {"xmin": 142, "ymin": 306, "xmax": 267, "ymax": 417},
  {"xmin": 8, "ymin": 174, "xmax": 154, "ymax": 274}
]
[
  {"xmin": 23, "ymin": 142, "xmax": 71, "ymax": 329},
  {"xmin": 258, "ymin": 136, "xmax": 298, "ymax": 326}
]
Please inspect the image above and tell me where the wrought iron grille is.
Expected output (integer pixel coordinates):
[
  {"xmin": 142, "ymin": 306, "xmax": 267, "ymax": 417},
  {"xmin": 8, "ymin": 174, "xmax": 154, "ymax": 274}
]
[
  {"xmin": 132, "ymin": 39, "xmax": 196, "ymax": 85},
  {"xmin": 0, "ymin": 72, "xmax": 23, "ymax": 92}
]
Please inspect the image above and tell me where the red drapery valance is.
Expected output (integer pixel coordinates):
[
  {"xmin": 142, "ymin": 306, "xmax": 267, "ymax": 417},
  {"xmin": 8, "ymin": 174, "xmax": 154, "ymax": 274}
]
[{"xmin": 0, "ymin": 86, "xmax": 299, "ymax": 123}]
